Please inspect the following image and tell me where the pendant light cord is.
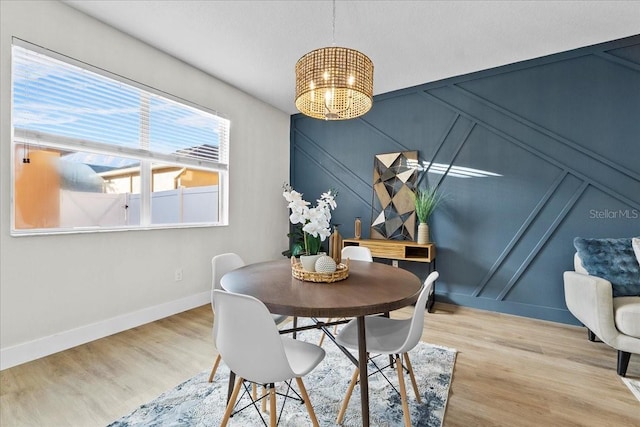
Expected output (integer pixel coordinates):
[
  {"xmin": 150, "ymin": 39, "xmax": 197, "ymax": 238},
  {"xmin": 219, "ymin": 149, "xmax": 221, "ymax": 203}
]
[{"xmin": 332, "ymin": 0, "xmax": 336, "ymax": 46}]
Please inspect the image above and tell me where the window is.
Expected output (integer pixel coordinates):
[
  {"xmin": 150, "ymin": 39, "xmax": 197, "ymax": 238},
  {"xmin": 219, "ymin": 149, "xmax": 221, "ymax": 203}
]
[{"xmin": 11, "ymin": 40, "xmax": 229, "ymax": 235}]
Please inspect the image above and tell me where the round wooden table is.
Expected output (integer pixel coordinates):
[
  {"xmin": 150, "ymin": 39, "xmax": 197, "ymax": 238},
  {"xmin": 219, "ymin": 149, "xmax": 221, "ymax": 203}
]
[{"xmin": 221, "ymin": 258, "xmax": 422, "ymax": 427}]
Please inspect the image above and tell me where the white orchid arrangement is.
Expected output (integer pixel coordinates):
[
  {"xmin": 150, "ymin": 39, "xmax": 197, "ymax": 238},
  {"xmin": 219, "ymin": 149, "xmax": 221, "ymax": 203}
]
[{"xmin": 283, "ymin": 184, "xmax": 337, "ymax": 255}]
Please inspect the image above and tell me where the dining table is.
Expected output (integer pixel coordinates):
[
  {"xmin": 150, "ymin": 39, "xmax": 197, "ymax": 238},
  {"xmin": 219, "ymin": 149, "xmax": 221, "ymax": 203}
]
[{"xmin": 220, "ymin": 258, "xmax": 423, "ymax": 427}]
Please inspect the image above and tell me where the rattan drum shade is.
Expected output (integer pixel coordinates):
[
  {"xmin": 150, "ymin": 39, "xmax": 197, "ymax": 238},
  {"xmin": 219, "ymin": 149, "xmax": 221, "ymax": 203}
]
[{"xmin": 295, "ymin": 46, "xmax": 373, "ymax": 120}]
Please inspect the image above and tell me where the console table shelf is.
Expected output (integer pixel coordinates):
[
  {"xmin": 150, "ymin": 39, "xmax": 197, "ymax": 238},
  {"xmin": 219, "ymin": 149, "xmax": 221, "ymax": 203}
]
[{"xmin": 342, "ymin": 239, "xmax": 435, "ymax": 263}]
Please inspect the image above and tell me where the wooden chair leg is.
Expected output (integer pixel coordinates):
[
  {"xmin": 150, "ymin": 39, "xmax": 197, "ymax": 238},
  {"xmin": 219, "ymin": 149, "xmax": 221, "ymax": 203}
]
[
  {"xmin": 336, "ymin": 368, "xmax": 359, "ymax": 424},
  {"xmin": 318, "ymin": 331, "xmax": 326, "ymax": 347},
  {"xmin": 318, "ymin": 318, "xmax": 334, "ymax": 346},
  {"xmin": 207, "ymin": 354, "xmax": 222, "ymax": 383},
  {"xmin": 295, "ymin": 377, "xmax": 320, "ymax": 427},
  {"xmin": 269, "ymin": 384, "xmax": 277, "ymax": 427},
  {"xmin": 262, "ymin": 385, "xmax": 267, "ymax": 412},
  {"xmin": 395, "ymin": 355, "xmax": 411, "ymax": 427},
  {"xmin": 220, "ymin": 376, "xmax": 243, "ymax": 427},
  {"xmin": 403, "ymin": 352, "xmax": 421, "ymax": 403},
  {"xmin": 252, "ymin": 383, "xmax": 257, "ymax": 401}
]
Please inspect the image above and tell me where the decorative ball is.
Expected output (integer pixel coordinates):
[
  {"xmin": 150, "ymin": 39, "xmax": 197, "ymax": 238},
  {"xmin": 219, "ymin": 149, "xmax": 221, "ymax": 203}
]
[{"xmin": 315, "ymin": 255, "xmax": 337, "ymax": 273}]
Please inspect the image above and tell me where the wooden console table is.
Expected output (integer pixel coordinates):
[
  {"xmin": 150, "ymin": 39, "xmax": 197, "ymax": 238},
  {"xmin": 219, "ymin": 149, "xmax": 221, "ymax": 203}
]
[{"xmin": 342, "ymin": 238, "xmax": 437, "ymax": 312}]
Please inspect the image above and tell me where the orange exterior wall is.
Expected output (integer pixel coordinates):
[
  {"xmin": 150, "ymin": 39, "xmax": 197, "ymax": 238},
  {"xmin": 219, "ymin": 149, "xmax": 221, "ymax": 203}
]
[
  {"xmin": 14, "ymin": 149, "xmax": 61, "ymax": 229},
  {"xmin": 177, "ymin": 169, "xmax": 218, "ymax": 187}
]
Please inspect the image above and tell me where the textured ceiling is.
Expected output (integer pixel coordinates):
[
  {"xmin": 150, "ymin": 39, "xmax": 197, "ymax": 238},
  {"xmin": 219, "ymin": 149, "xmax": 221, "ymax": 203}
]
[{"xmin": 64, "ymin": 0, "xmax": 640, "ymax": 115}]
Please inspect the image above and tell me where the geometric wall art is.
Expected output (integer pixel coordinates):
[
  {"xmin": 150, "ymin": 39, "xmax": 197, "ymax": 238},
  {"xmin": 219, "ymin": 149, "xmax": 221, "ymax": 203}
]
[{"xmin": 370, "ymin": 151, "xmax": 420, "ymax": 240}]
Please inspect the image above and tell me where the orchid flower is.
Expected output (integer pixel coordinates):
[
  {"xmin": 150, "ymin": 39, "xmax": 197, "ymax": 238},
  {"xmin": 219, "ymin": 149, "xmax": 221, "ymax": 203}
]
[{"xmin": 283, "ymin": 184, "xmax": 337, "ymax": 254}]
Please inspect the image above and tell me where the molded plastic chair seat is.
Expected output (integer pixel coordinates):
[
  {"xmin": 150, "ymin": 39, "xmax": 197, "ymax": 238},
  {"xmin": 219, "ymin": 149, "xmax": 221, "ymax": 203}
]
[
  {"xmin": 335, "ymin": 271, "xmax": 439, "ymax": 427},
  {"xmin": 213, "ymin": 289, "xmax": 325, "ymax": 426},
  {"xmin": 280, "ymin": 337, "xmax": 326, "ymax": 377},
  {"xmin": 209, "ymin": 253, "xmax": 288, "ymax": 383},
  {"xmin": 341, "ymin": 245, "xmax": 374, "ymax": 262},
  {"xmin": 336, "ymin": 315, "xmax": 412, "ymax": 353},
  {"xmin": 271, "ymin": 313, "xmax": 289, "ymax": 324}
]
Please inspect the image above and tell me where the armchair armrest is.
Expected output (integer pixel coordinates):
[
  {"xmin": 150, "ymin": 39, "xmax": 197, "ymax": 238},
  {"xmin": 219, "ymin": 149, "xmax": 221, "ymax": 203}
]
[{"xmin": 563, "ymin": 271, "xmax": 618, "ymax": 344}]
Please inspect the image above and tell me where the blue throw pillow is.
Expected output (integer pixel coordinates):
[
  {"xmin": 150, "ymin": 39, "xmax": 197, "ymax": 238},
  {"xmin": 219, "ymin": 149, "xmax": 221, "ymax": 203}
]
[{"xmin": 574, "ymin": 237, "xmax": 640, "ymax": 297}]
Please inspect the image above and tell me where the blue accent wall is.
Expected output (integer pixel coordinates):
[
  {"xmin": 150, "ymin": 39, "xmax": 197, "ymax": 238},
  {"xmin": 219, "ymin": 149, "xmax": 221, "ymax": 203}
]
[{"xmin": 290, "ymin": 35, "xmax": 640, "ymax": 324}]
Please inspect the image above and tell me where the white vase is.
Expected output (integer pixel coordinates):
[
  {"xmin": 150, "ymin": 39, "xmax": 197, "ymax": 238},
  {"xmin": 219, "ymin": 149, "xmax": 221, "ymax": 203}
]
[
  {"xmin": 417, "ymin": 223, "xmax": 430, "ymax": 244},
  {"xmin": 300, "ymin": 253, "xmax": 324, "ymax": 272}
]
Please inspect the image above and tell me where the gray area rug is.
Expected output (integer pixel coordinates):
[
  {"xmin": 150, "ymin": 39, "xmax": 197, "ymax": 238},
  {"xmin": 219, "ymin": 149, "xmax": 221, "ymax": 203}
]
[
  {"xmin": 109, "ymin": 326, "xmax": 456, "ymax": 426},
  {"xmin": 621, "ymin": 377, "xmax": 640, "ymax": 403}
]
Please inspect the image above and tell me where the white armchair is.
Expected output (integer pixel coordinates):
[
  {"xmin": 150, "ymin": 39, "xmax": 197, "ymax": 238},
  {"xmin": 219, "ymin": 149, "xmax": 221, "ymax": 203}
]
[{"xmin": 564, "ymin": 247, "xmax": 640, "ymax": 377}]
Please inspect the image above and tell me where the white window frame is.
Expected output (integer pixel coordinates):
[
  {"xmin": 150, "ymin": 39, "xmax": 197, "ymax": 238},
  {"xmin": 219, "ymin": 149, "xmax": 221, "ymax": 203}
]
[{"xmin": 11, "ymin": 39, "xmax": 229, "ymax": 235}]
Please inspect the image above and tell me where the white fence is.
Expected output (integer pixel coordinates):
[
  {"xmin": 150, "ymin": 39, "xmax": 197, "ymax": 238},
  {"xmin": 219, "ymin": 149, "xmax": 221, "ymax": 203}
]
[{"xmin": 60, "ymin": 186, "xmax": 219, "ymax": 227}]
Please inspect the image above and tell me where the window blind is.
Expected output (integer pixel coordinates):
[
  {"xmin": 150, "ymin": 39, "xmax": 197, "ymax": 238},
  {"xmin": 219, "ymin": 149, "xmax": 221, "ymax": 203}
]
[{"xmin": 12, "ymin": 41, "xmax": 229, "ymax": 169}]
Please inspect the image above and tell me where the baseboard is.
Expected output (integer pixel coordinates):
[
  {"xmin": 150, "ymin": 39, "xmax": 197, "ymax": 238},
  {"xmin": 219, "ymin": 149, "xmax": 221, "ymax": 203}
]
[
  {"xmin": 0, "ymin": 291, "xmax": 210, "ymax": 371},
  {"xmin": 437, "ymin": 293, "xmax": 580, "ymax": 325}
]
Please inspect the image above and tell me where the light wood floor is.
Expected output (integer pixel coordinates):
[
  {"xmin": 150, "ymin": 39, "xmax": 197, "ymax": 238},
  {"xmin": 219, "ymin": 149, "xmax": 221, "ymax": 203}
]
[{"xmin": 1, "ymin": 303, "xmax": 638, "ymax": 426}]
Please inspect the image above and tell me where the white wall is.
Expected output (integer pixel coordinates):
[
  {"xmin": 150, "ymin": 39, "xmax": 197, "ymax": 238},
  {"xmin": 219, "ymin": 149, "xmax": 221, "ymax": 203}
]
[{"xmin": 0, "ymin": 0, "xmax": 290, "ymax": 369}]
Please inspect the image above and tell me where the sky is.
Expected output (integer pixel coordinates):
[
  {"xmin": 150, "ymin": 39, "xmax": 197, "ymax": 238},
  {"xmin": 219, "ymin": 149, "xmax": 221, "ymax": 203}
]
[{"xmin": 12, "ymin": 45, "xmax": 226, "ymax": 169}]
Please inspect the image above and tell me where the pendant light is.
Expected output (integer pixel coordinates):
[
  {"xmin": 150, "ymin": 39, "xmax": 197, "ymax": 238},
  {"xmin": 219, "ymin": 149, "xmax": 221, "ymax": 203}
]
[{"xmin": 294, "ymin": 0, "xmax": 374, "ymax": 120}]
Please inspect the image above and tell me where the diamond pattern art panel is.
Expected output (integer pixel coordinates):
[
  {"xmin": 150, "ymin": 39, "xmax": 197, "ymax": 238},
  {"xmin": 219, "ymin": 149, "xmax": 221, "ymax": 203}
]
[{"xmin": 370, "ymin": 151, "xmax": 419, "ymax": 240}]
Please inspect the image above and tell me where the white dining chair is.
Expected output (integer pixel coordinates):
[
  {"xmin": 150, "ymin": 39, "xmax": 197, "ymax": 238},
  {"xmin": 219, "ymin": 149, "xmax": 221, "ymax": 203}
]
[
  {"xmin": 341, "ymin": 245, "xmax": 374, "ymax": 262},
  {"xmin": 213, "ymin": 289, "xmax": 326, "ymax": 427},
  {"xmin": 208, "ymin": 253, "xmax": 288, "ymax": 383},
  {"xmin": 335, "ymin": 271, "xmax": 439, "ymax": 427},
  {"xmin": 317, "ymin": 246, "xmax": 375, "ymax": 347}
]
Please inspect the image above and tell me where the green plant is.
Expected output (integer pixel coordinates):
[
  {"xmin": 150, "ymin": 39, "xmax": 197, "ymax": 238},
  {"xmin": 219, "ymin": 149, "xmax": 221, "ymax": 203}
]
[
  {"xmin": 282, "ymin": 223, "xmax": 307, "ymax": 258},
  {"xmin": 413, "ymin": 186, "xmax": 442, "ymax": 224}
]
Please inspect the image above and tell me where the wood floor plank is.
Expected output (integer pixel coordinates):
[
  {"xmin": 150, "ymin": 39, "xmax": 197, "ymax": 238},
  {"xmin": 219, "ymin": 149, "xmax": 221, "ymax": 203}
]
[
  {"xmin": 414, "ymin": 304, "xmax": 639, "ymax": 426},
  {"xmin": 1, "ymin": 303, "xmax": 638, "ymax": 426}
]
